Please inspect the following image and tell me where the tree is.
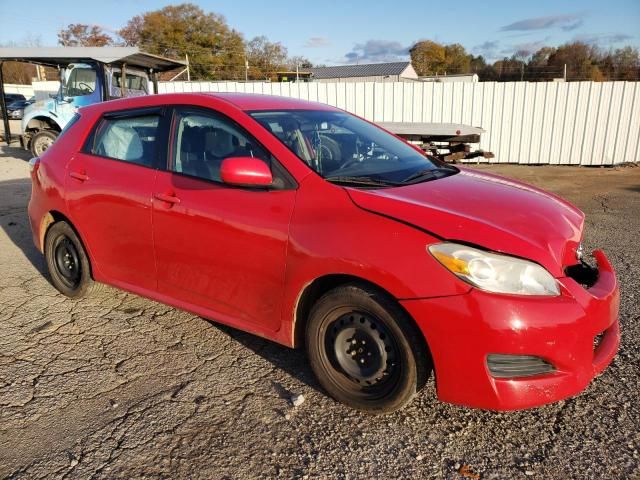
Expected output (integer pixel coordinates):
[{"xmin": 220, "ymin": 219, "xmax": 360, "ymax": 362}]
[
  {"xmin": 1, "ymin": 38, "xmax": 55, "ymax": 84},
  {"xmin": 410, "ymin": 41, "xmax": 446, "ymax": 75},
  {"xmin": 546, "ymin": 42, "xmax": 600, "ymax": 81},
  {"xmin": 58, "ymin": 24, "xmax": 113, "ymax": 47},
  {"xmin": 410, "ymin": 41, "xmax": 475, "ymax": 76},
  {"xmin": 246, "ymin": 36, "xmax": 288, "ymax": 79},
  {"xmin": 444, "ymin": 43, "xmax": 471, "ymax": 74},
  {"xmin": 118, "ymin": 3, "xmax": 246, "ymax": 80},
  {"xmin": 608, "ymin": 46, "xmax": 640, "ymax": 80},
  {"xmin": 493, "ymin": 57, "xmax": 525, "ymax": 81},
  {"xmin": 286, "ymin": 56, "xmax": 313, "ymax": 70}
]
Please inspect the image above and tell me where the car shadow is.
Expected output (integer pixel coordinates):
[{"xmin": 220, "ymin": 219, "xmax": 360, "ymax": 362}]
[
  {"xmin": 0, "ymin": 149, "xmax": 321, "ymax": 396},
  {"xmin": 0, "ymin": 175, "xmax": 321, "ymax": 396},
  {"xmin": 0, "ymin": 177, "xmax": 48, "ymax": 276},
  {"xmin": 212, "ymin": 322, "xmax": 322, "ymax": 395}
]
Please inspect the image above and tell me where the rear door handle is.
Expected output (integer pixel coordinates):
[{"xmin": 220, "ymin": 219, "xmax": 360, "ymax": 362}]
[
  {"xmin": 69, "ymin": 171, "xmax": 89, "ymax": 182},
  {"xmin": 154, "ymin": 193, "xmax": 181, "ymax": 205}
]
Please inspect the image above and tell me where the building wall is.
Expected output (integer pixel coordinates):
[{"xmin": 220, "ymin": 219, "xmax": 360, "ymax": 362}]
[
  {"xmin": 159, "ymin": 80, "xmax": 640, "ymax": 165},
  {"xmin": 3, "ymin": 84, "xmax": 35, "ymax": 98}
]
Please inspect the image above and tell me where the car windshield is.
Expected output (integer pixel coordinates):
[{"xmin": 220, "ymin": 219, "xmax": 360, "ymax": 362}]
[{"xmin": 249, "ymin": 109, "xmax": 457, "ymax": 187}]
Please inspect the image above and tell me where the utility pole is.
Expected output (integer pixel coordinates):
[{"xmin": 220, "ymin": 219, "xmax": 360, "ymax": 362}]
[
  {"xmin": 520, "ymin": 63, "xmax": 524, "ymax": 81},
  {"xmin": 245, "ymin": 58, "xmax": 249, "ymax": 82},
  {"xmin": 563, "ymin": 63, "xmax": 567, "ymax": 82},
  {"xmin": 296, "ymin": 63, "xmax": 299, "ymax": 82},
  {"xmin": 185, "ymin": 54, "xmax": 190, "ymax": 82}
]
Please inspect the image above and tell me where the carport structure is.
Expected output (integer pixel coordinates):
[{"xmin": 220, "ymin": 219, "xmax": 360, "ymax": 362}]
[{"xmin": 0, "ymin": 47, "xmax": 187, "ymax": 145}]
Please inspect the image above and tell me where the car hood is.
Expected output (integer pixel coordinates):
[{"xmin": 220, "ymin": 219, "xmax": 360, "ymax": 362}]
[{"xmin": 346, "ymin": 168, "xmax": 584, "ymax": 277}]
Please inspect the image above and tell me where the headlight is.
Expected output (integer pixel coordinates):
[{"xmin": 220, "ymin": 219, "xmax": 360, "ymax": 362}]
[{"xmin": 428, "ymin": 242, "xmax": 560, "ymax": 296}]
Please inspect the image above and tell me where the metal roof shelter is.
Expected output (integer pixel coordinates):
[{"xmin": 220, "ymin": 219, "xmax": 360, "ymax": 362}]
[
  {"xmin": 0, "ymin": 47, "xmax": 186, "ymax": 71},
  {"xmin": 303, "ymin": 61, "xmax": 413, "ymax": 80},
  {"xmin": 0, "ymin": 47, "xmax": 187, "ymax": 144}
]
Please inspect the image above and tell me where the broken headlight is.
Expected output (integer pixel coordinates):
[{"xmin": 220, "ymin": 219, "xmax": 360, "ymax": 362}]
[{"xmin": 428, "ymin": 243, "xmax": 560, "ymax": 296}]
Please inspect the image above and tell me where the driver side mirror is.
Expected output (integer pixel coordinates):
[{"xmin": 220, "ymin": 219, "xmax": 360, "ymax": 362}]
[{"xmin": 220, "ymin": 157, "xmax": 273, "ymax": 187}]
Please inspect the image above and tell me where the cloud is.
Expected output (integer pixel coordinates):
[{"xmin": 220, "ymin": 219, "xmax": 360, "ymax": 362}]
[
  {"xmin": 494, "ymin": 38, "xmax": 550, "ymax": 59},
  {"xmin": 473, "ymin": 40, "xmax": 500, "ymax": 58},
  {"xmin": 508, "ymin": 40, "xmax": 549, "ymax": 57},
  {"xmin": 500, "ymin": 13, "xmax": 586, "ymax": 32},
  {"xmin": 573, "ymin": 33, "xmax": 634, "ymax": 45},
  {"xmin": 343, "ymin": 40, "xmax": 409, "ymax": 63},
  {"xmin": 304, "ymin": 37, "xmax": 331, "ymax": 48}
]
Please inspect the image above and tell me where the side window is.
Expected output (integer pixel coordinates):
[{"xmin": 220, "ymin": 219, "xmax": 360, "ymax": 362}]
[
  {"xmin": 65, "ymin": 68, "xmax": 97, "ymax": 97},
  {"xmin": 90, "ymin": 115, "xmax": 160, "ymax": 167},
  {"xmin": 172, "ymin": 109, "xmax": 273, "ymax": 184}
]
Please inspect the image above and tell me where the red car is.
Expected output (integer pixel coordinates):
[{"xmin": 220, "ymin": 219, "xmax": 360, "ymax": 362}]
[{"xmin": 27, "ymin": 93, "xmax": 620, "ymax": 413}]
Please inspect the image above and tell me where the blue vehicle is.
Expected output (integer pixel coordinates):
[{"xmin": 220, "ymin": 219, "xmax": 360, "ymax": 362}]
[{"xmin": 0, "ymin": 47, "xmax": 186, "ymax": 155}]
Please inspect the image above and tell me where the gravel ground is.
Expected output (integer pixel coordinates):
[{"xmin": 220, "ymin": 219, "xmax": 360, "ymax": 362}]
[{"xmin": 0, "ymin": 145, "xmax": 638, "ymax": 480}]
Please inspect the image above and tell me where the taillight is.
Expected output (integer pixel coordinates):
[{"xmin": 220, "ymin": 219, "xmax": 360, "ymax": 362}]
[{"xmin": 28, "ymin": 157, "xmax": 40, "ymax": 174}]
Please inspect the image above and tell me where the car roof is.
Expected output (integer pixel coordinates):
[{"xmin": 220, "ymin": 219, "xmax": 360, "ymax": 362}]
[
  {"xmin": 206, "ymin": 93, "xmax": 338, "ymax": 111},
  {"xmin": 79, "ymin": 92, "xmax": 339, "ymax": 116}
]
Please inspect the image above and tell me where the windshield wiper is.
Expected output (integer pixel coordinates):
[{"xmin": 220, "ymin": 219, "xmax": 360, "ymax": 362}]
[
  {"xmin": 401, "ymin": 166, "xmax": 456, "ymax": 184},
  {"xmin": 325, "ymin": 175, "xmax": 401, "ymax": 187}
]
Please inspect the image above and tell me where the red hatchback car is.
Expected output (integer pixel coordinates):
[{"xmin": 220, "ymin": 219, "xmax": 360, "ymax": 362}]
[{"xmin": 27, "ymin": 93, "xmax": 620, "ymax": 413}]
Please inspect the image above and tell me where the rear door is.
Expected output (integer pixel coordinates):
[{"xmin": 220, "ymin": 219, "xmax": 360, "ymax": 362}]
[
  {"xmin": 151, "ymin": 106, "xmax": 297, "ymax": 333},
  {"xmin": 65, "ymin": 107, "xmax": 168, "ymax": 291}
]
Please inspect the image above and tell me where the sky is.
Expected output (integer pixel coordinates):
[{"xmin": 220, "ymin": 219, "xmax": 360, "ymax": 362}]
[{"xmin": 1, "ymin": 0, "xmax": 639, "ymax": 64}]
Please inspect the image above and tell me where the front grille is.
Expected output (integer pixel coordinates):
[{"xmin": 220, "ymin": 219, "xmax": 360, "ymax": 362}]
[
  {"xmin": 486, "ymin": 354, "xmax": 555, "ymax": 378},
  {"xmin": 565, "ymin": 261, "xmax": 599, "ymax": 289},
  {"xmin": 594, "ymin": 330, "xmax": 607, "ymax": 352}
]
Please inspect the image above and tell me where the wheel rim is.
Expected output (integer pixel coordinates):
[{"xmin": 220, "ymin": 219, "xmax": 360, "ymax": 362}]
[
  {"xmin": 53, "ymin": 236, "xmax": 81, "ymax": 288},
  {"xmin": 325, "ymin": 310, "xmax": 400, "ymax": 393},
  {"xmin": 34, "ymin": 135, "xmax": 54, "ymax": 155}
]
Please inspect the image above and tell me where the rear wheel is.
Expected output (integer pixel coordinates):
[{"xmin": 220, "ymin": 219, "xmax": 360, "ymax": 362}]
[
  {"xmin": 44, "ymin": 221, "xmax": 102, "ymax": 298},
  {"xmin": 31, "ymin": 130, "xmax": 58, "ymax": 157},
  {"xmin": 306, "ymin": 283, "xmax": 431, "ymax": 413}
]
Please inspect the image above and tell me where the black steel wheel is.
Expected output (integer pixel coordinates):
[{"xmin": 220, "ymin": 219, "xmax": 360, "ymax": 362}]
[
  {"xmin": 52, "ymin": 236, "xmax": 82, "ymax": 289},
  {"xmin": 44, "ymin": 221, "xmax": 102, "ymax": 298},
  {"xmin": 306, "ymin": 283, "xmax": 431, "ymax": 413}
]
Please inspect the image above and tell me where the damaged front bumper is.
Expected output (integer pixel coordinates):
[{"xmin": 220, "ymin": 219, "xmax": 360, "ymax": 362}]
[{"xmin": 401, "ymin": 250, "xmax": 620, "ymax": 411}]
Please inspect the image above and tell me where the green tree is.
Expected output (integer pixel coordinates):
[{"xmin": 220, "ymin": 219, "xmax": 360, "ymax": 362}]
[{"xmin": 118, "ymin": 3, "xmax": 246, "ymax": 80}]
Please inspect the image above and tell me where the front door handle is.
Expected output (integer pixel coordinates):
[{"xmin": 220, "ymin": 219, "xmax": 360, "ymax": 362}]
[
  {"xmin": 154, "ymin": 192, "xmax": 181, "ymax": 205},
  {"xmin": 69, "ymin": 171, "xmax": 89, "ymax": 182}
]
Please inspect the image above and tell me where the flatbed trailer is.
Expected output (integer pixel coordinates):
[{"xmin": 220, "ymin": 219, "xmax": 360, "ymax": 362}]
[{"xmin": 379, "ymin": 122, "xmax": 494, "ymax": 162}]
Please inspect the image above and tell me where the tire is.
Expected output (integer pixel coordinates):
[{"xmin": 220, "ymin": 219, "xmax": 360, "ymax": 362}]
[
  {"xmin": 44, "ymin": 221, "xmax": 103, "ymax": 298},
  {"xmin": 31, "ymin": 130, "xmax": 58, "ymax": 157},
  {"xmin": 306, "ymin": 283, "xmax": 431, "ymax": 413}
]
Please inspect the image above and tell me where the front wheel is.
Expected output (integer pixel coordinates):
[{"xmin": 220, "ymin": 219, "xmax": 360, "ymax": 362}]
[
  {"xmin": 31, "ymin": 130, "xmax": 58, "ymax": 157},
  {"xmin": 306, "ymin": 283, "xmax": 431, "ymax": 413}
]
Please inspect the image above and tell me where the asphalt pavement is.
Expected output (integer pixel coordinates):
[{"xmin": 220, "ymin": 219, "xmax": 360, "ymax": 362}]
[{"xmin": 0, "ymin": 146, "xmax": 638, "ymax": 479}]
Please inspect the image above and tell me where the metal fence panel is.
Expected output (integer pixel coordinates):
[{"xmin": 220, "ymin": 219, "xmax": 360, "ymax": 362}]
[{"xmin": 158, "ymin": 80, "xmax": 640, "ymax": 165}]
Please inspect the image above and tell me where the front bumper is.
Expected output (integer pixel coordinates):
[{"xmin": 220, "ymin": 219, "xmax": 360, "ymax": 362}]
[{"xmin": 401, "ymin": 250, "xmax": 620, "ymax": 410}]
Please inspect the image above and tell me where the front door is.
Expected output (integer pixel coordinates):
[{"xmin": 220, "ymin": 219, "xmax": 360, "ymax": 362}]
[{"xmin": 152, "ymin": 107, "xmax": 296, "ymax": 333}]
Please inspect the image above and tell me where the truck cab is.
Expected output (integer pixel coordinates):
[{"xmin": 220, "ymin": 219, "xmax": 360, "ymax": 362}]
[{"xmin": 22, "ymin": 63, "xmax": 150, "ymax": 155}]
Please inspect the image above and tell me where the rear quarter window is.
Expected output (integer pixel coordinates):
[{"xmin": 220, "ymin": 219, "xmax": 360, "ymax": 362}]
[{"xmin": 85, "ymin": 114, "xmax": 161, "ymax": 168}]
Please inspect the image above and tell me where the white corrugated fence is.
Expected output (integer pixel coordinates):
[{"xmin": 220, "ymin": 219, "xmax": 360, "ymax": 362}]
[{"xmin": 158, "ymin": 80, "xmax": 640, "ymax": 166}]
